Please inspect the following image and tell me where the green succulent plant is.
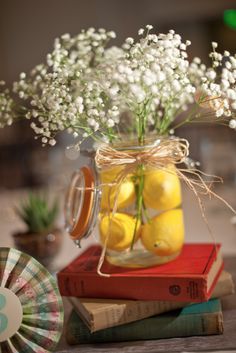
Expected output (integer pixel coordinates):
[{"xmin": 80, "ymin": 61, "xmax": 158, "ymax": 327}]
[{"xmin": 16, "ymin": 193, "xmax": 59, "ymax": 234}]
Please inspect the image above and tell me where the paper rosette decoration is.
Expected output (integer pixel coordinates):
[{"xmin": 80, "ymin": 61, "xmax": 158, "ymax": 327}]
[{"xmin": 0, "ymin": 248, "xmax": 64, "ymax": 352}]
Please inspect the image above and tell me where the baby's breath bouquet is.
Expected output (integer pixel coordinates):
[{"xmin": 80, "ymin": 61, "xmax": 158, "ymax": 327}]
[
  {"xmin": 1, "ymin": 25, "xmax": 236, "ymax": 146},
  {"xmin": 1, "ymin": 25, "xmax": 236, "ymax": 269}
]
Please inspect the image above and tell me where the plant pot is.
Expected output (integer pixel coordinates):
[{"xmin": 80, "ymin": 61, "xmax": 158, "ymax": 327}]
[{"xmin": 12, "ymin": 229, "xmax": 63, "ymax": 268}]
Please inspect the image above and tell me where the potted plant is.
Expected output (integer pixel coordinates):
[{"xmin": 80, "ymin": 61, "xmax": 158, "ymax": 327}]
[{"xmin": 13, "ymin": 193, "xmax": 63, "ymax": 267}]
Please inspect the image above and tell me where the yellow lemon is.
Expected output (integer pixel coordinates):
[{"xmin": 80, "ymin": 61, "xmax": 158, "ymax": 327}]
[
  {"xmin": 100, "ymin": 167, "xmax": 135, "ymax": 210},
  {"xmin": 100, "ymin": 166, "xmax": 123, "ymax": 183},
  {"xmin": 99, "ymin": 212, "xmax": 141, "ymax": 252},
  {"xmin": 141, "ymin": 209, "xmax": 184, "ymax": 256},
  {"xmin": 143, "ymin": 165, "xmax": 181, "ymax": 211}
]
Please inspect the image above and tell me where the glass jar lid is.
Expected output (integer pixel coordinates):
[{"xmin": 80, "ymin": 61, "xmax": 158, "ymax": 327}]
[{"xmin": 64, "ymin": 166, "xmax": 100, "ymax": 245}]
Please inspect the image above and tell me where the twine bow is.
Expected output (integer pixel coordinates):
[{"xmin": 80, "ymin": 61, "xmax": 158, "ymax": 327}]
[
  {"xmin": 94, "ymin": 137, "xmax": 236, "ymax": 277},
  {"xmin": 95, "ymin": 137, "xmax": 189, "ymax": 170}
]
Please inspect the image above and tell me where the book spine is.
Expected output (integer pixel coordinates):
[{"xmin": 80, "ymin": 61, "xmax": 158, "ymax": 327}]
[
  {"xmin": 66, "ymin": 309, "xmax": 224, "ymax": 344},
  {"xmin": 58, "ymin": 273, "xmax": 207, "ymax": 302}
]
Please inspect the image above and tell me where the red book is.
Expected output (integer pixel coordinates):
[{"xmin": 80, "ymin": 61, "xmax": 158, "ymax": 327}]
[{"xmin": 57, "ymin": 243, "xmax": 223, "ymax": 302}]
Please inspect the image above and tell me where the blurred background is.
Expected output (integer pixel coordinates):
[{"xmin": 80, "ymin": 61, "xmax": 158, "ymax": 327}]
[{"xmin": 0, "ymin": 0, "xmax": 236, "ymax": 268}]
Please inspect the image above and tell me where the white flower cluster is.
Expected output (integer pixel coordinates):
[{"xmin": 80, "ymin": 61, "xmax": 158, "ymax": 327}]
[
  {"xmin": 102, "ymin": 27, "xmax": 195, "ymax": 137},
  {"xmin": 188, "ymin": 42, "xmax": 236, "ymax": 130},
  {"xmin": 0, "ymin": 25, "xmax": 236, "ymax": 145},
  {"xmin": 13, "ymin": 28, "xmax": 119, "ymax": 145},
  {"xmin": 0, "ymin": 82, "xmax": 15, "ymax": 128}
]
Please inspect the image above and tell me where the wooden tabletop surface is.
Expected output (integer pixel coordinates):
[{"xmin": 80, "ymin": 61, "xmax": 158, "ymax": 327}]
[{"xmin": 56, "ymin": 256, "xmax": 236, "ymax": 353}]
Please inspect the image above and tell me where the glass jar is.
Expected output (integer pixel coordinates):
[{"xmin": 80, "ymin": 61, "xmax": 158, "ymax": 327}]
[{"xmin": 65, "ymin": 137, "xmax": 185, "ymax": 268}]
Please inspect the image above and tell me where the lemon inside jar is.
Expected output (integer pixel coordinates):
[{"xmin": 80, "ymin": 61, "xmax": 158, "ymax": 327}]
[
  {"xmin": 143, "ymin": 165, "xmax": 181, "ymax": 211},
  {"xmin": 98, "ymin": 157, "xmax": 184, "ymax": 267},
  {"xmin": 100, "ymin": 166, "xmax": 135, "ymax": 210},
  {"xmin": 141, "ymin": 209, "xmax": 184, "ymax": 256},
  {"xmin": 99, "ymin": 212, "xmax": 141, "ymax": 251}
]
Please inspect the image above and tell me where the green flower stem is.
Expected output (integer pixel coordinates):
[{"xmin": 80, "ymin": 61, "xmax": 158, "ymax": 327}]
[
  {"xmin": 130, "ymin": 164, "xmax": 145, "ymax": 250},
  {"xmin": 130, "ymin": 110, "xmax": 147, "ymax": 250},
  {"xmin": 142, "ymin": 199, "xmax": 151, "ymax": 223},
  {"xmin": 137, "ymin": 113, "xmax": 145, "ymax": 144},
  {"xmin": 171, "ymin": 104, "xmax": 199, "ymax": 131}
]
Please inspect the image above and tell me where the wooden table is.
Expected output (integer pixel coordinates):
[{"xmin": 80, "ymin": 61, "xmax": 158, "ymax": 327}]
[{"xmin": 56, "ymin": 257, "xmax": 236, "ymax": 353}]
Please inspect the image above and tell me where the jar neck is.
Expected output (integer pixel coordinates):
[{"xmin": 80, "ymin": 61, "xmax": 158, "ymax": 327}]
[
  {"xmin": 94, "ymin": 136, "xmax": 189, "ymax": 171},
  {"xmin": 110, "ymin": 135, "xmax": 170, "ymax": 152}
]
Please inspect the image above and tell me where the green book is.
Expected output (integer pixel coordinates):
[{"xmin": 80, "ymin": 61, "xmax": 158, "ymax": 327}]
[{"xmin": 66, "ymin": 299, "xmax": 224, "ymax": 344}]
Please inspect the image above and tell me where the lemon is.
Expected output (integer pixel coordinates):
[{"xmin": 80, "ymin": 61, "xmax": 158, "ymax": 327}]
[
  {"xmin": 100, "ymin": 166, "xmax": 135, "ymax": 210},
  {"xmin": 99, "ymin": 212, "xmax": 141, "ymax": 252},
  {"xmin": 143, "ymin": 165, "xmax": 181, "ymax": 211},
  {"xmin": 100, "ymin": 166, "xmax": 124, "ymax": 183},
  {"xmin": 141, "ymin": 209, "xmax": 184, "ymax": 256}
]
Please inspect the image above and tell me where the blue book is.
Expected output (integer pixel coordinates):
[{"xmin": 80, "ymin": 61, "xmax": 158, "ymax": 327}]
[{"xmin": 66, "ymin": 298, "xmax": 223, "ymax": 344}]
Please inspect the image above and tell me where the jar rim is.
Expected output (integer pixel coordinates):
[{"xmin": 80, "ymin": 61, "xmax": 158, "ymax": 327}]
[{"xmin": 111, "ymin": 136, "xmax": 168, "ymax": 151}]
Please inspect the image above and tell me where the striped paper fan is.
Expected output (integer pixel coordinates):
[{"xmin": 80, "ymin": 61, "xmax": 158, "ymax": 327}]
[{"xmin": 0, "ymin": 248, "xmax": 64, "ymax": 353}]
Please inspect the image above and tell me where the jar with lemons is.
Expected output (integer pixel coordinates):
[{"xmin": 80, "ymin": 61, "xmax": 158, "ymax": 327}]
[
  {"xmin": 65, "ymin": 137, "xmax": 186, "ymax": 268},
  {"xmin": 97, "ymin": 138, "xmax": 185, "ymax": 267}
]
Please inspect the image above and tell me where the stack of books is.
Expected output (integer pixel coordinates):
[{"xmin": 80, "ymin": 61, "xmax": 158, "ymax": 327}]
[{"xmin": 57, "ymin": 243, "xmax": 235, "ymax": 344}]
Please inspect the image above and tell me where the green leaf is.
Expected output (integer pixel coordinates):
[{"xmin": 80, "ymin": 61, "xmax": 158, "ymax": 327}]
[{"xmin": 15, "ymin": 193, "xmax": 59, "ymax": 233}]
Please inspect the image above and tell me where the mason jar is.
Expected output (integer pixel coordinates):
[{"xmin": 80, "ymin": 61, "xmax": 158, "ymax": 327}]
[{"xmin": 65, "ymin": 137, "xmax": 185, "ymax": 268}]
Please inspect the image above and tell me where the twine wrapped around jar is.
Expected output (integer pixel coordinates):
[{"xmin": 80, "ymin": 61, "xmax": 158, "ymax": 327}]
[{"xmin": 95, "ymin": 137, "xmax": 188, "ymax": 169}]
